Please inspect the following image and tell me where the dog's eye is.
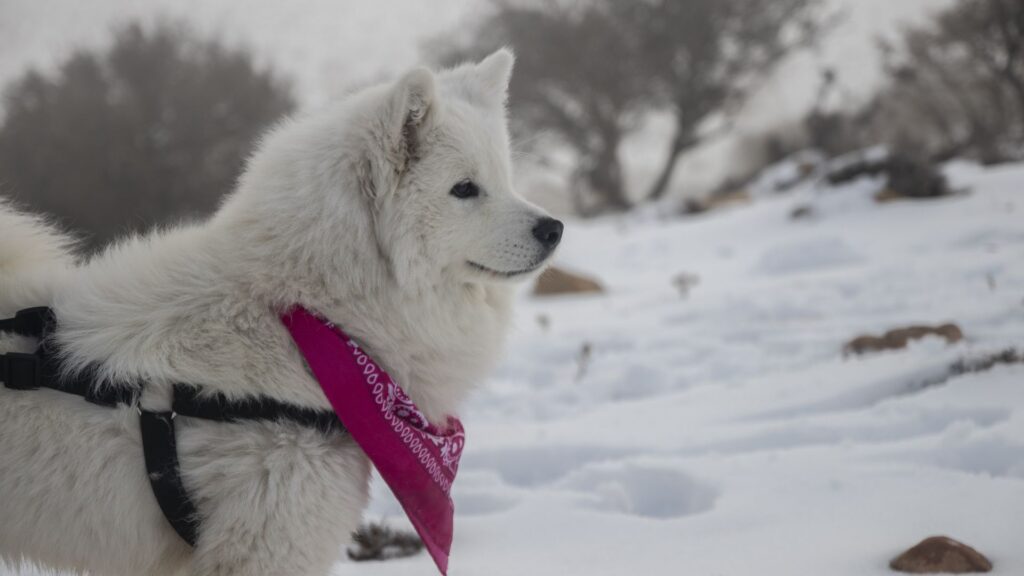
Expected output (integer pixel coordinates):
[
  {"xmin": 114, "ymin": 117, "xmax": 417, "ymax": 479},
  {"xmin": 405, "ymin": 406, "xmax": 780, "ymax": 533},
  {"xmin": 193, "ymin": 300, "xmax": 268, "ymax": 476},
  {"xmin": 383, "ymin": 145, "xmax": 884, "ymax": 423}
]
[{"xmin": 450, "ymin": 180, "xmax": 480, "ymax": 199}]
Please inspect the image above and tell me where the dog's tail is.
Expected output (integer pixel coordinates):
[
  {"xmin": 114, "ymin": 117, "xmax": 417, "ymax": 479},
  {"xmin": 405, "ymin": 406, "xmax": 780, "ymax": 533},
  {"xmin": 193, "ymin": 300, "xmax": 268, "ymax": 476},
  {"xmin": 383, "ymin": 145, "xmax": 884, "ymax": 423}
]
[{"xmin": 0, "ymin": 200, "xmax": 77, "ymax": 315}]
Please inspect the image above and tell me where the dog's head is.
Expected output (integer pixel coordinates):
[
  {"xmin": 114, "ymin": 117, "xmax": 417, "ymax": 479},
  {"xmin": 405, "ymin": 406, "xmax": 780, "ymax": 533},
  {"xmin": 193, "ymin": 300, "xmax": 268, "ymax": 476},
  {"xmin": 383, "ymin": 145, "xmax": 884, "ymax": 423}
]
[
  {"xmin": 351, "ymin": 49, "xmax": 562, "ymax": 286},
  {"xmin": 228, "ymin": 50, "xmax": 560, "ymax": 297},
  {"xmin": 218, "ymin": 51, "xmax": 551, "ymax": 415}
]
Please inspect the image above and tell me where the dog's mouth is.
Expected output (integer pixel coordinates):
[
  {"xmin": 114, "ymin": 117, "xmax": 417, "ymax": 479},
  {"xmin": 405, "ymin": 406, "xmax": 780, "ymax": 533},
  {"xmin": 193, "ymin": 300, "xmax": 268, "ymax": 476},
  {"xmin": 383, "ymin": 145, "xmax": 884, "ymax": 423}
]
[{"xmin": 467, "ymin": 260, "xmax": 543, "ymax": 278}]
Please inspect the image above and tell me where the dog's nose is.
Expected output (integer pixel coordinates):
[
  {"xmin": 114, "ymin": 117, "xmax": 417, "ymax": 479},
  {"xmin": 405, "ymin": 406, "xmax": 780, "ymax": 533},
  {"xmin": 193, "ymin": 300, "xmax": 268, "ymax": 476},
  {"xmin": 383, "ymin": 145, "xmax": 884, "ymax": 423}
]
[{"xmin": 532, "ymin": 217, "xmax": 564, "ymax": 250}]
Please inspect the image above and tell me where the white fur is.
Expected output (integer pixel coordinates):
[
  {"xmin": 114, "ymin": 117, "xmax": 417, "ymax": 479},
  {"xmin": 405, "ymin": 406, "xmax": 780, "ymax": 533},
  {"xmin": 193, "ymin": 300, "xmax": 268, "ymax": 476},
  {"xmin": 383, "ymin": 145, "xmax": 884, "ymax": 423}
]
[{"xmin": 0, "ymin": 49, "xmax": 558, "ymax": 576}]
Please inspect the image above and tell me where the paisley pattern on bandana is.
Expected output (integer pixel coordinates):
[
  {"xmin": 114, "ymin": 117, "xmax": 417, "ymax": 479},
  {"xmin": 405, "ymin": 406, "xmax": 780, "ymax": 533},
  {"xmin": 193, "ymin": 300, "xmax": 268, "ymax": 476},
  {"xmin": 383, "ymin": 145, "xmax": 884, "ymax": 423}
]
[{"xmin": 346, "ymin": 338, "xmax": 464, "ymax": 493}]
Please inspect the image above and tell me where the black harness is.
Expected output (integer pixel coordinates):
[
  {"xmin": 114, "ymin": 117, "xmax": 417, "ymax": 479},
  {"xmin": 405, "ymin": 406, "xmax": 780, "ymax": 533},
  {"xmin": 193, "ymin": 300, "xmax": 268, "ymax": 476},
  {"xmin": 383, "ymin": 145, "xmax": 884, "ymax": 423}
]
[{"xmin": 0, "ymin": 307, "xmax": 345, "ymax": 547}]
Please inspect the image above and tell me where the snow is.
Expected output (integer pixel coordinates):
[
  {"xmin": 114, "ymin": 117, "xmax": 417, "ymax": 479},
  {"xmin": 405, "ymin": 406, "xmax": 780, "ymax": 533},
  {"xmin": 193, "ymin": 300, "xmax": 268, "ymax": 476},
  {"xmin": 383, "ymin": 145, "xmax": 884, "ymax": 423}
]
[
  {"xmin": 3, "ymin": 161, "xmax": 1022, "ymax": 576},
  {"xmin": 338, "ymin": 159, "xmax": 1024, "ymax": 575},
  {"xmin": 754, "ymin": 236, "xmax": 865, "ymax": 275}
]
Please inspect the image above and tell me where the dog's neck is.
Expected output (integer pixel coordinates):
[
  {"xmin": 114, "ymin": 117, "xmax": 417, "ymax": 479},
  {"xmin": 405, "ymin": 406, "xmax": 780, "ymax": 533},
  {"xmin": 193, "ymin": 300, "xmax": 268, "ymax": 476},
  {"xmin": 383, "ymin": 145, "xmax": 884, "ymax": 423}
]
[
  {"xmin": 53, "ymin": 209, "xmax": 514, "ymax": 425},
  {"xmin": 217, "ymin": 177, "xmax": 517, "ymax": 423}
]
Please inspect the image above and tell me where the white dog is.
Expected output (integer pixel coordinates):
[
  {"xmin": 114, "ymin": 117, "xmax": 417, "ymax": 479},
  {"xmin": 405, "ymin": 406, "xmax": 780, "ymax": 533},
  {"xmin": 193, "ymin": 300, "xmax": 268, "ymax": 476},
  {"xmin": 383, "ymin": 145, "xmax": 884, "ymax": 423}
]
[{"xmin": 0, "ymin": 49, "xmax": 562, "ymax": 576}]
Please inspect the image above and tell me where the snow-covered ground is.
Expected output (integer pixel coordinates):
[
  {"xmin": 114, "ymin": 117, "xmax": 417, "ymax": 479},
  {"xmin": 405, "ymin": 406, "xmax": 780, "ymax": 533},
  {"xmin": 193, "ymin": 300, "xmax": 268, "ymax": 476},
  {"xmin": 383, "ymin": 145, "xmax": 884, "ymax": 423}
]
[
  {"xmin": 339, "ymin": 159, "xmax": 1024, "ymax": 575},
  {"xmin": 4, "ymin": 161, "xmax": 1021, "ymax": 576}
]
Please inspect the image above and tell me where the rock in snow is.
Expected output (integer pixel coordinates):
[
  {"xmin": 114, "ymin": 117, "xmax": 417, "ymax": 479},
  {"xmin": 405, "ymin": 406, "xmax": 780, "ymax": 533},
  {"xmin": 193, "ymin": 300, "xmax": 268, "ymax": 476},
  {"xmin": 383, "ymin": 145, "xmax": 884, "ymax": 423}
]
[
  {"xmin": 844, "ymin": 324, "xmax": 964, "ymax": 356},
  {"xmin": 890, "ymin": 536, "xmax": 992, "ymax": 573},
  {"xmin": 533, "ymin": 266, "xmax": 604, "ymax": 296}
]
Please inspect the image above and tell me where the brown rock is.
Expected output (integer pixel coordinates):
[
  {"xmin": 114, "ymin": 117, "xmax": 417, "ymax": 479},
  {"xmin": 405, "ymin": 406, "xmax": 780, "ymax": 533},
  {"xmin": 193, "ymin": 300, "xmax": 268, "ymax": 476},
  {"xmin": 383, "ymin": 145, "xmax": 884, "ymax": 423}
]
[
  {"xmin": 843, "ymin": 323, "xmax": 964, "ymax": 356},
  {"xmin": 681, "ymin": 190, "xmax": 751, "ymax": 215},
  {"xmin": 705, "ymin": 189, "xmax": 751, "ymax": 210},
  {"xmin": 533, "ymin": 266, "xmax": 604, "ymax": 297},
  {"xmin": 890, "ymin": 536, "xmax": 992, "ymax": 573},
  {"xmin": 933, "ymin": 323, "xmax": 965, "ymax": 343},
  {"xmin": 874, "ymin": 188, "xmax": 902, "ymax": 203}
]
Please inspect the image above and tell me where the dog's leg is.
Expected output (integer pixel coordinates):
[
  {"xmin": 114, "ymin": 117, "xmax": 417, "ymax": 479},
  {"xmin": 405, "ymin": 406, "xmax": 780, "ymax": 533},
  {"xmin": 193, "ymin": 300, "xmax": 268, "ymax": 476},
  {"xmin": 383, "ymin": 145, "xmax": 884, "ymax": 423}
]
[
  {"xmin": 182, "ymin": 425, "xmax": 371, "ymax": 576},
  {"xmin": 187, "ymin": 473, "xmax": 369, "ymax": 576},
  {"xmin": 187, "ymin": 492, "xmax": 366, "ymax": 576}
]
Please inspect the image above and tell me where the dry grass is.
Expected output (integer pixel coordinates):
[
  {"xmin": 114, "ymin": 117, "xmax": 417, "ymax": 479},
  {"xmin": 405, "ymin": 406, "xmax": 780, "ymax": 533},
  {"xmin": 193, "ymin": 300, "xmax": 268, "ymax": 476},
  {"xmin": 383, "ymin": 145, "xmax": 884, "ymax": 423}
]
[{"xmin": 347, "ymin": 522, "xmax": 424, "ymax": 562}]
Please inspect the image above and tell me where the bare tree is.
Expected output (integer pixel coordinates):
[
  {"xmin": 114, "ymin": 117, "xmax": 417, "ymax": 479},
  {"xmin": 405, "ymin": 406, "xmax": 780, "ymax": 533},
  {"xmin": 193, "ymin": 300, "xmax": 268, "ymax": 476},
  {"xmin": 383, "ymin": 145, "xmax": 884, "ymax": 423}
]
[
  {"xmin": 436, "ymin": 0, "xmax": 825, "ymax": 215},
  {"xmin": 614, "ymin": 0, "xmax": 825, "ymax": 201},
  {"xmin": 869, "ymin": 0, "xmax": 1024, "ymax": 164},
  {"xmin": 0, "ymin": 21, "xmax": 295, "ymax": 250},
  {"xmin": 434, "ymin": 2, "xmax": 653, "ymax": 215}
]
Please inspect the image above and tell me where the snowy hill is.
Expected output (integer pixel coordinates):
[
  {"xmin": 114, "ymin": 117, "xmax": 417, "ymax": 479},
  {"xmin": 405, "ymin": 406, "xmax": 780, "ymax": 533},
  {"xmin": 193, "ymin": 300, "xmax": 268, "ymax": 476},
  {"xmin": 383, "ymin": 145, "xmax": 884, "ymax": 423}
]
[{"xmin": 341, "ymin": 159, "xmax": 1024, "ymax": 576}]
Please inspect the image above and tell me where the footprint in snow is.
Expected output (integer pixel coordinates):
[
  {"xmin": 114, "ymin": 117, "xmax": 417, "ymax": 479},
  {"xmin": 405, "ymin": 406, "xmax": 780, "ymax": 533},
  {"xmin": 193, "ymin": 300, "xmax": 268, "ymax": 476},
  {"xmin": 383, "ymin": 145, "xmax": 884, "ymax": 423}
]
[
  {"xmin": 461, "ymin": 445, "xmax": 631, "ymax": 487},
  {"xmin": 559, "ymin": 463, "xmax": 718, "ymax": 519}
]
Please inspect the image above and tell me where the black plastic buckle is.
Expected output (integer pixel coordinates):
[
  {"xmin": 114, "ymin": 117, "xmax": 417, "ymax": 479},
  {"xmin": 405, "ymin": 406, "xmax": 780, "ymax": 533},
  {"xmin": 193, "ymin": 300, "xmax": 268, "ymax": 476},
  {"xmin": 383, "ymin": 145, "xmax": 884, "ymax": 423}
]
[
  {"xmin": 2, "ymin": 352, "xmax": 42, "ymax": 390},
  {"xmin": 14, "ymin": 307, "xmax": 55, "ymax": 338}
]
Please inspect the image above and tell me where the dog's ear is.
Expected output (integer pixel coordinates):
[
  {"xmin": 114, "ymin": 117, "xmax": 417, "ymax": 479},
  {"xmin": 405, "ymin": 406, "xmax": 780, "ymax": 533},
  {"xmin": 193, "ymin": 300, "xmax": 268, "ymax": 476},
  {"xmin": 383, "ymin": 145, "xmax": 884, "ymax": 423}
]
[
  {"xmin": 388, "ymin": 67, "xmax": 436, "ymax": 164},
  {"xmin": 358, "ymin": 67, "xmax": 437, "ymax": 200},
  {"xmin": 473, "ymin": 48, "xmax": 514, "ymax": 106},
  {"xmin": 443, "ymin": 48, "xmax": 515, "ymax": 108}
]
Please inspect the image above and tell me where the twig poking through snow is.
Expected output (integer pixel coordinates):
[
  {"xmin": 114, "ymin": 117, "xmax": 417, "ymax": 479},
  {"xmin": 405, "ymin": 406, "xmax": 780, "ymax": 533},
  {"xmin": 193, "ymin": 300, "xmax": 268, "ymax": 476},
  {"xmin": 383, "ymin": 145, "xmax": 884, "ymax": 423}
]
[
  {"xmin": 347, "ymin": 522, "xmax": 424, "ymax": 562},
  {"xmin": 576, "ymin": 342, "xmax": 593, "ymax": 382}
]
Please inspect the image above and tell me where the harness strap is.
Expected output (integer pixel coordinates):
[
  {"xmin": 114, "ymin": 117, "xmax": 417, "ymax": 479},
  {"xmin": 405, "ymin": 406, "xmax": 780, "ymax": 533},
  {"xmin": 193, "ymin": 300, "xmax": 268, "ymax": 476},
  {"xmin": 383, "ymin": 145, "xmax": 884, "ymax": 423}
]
[
  {"xmin": 1, "ymin": 307, "xmax": 346, "ymax": 550},
  {"xmin": 0, "ymin": 308, "xmax": 56, "ymax": 392},
  {"xmin": 1, "ymin": 352, "xmax": 42, "ymax": 390},
  {"xmin": 140, "ymin": 410, "xmax": 200, "ymax": 547},
  {"xmin": 1, "ymin": 343, "xmax": 140, "ymax": 405},
  {"xmin": 173, "ymin": 384, "xmax": 346, "ymax": 433}
]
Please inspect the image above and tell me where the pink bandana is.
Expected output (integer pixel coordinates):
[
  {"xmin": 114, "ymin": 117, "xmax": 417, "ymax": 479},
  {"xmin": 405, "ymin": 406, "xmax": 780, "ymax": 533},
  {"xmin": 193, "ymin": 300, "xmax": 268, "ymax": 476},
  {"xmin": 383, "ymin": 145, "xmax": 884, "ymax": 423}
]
[{"xmin": 280, "ymin": 306, "xmax": 465, "ymax": 575}]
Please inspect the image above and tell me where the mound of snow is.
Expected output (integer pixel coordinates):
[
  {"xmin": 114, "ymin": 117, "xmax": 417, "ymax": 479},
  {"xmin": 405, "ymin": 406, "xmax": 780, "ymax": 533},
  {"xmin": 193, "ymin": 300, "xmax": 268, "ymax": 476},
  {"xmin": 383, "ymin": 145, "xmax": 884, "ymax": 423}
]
[{"xmin": 755, "ymin": 236, "xmax": 864, "ymax": 275}]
